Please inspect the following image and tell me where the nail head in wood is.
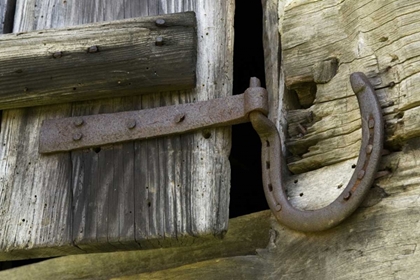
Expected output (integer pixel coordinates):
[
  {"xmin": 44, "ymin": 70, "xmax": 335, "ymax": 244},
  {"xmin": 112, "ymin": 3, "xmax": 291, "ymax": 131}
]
[
  {"xmin": 72, "ymin": 133, "xmax": 83, "ymax": 141},
  {"xmin": 155, "ymin": 19, "xmax": 166, "ymax": 27},
  {"xmin": 87, "ymin": 45, "xmax": 99, "ymax": 53},
  {"xmin": 155, "ymin": 37, "xmax": 164, "ymax": 46},
  {"xmin": 73, "ymin": 118, "xmax": 84, "ymax": 127}
]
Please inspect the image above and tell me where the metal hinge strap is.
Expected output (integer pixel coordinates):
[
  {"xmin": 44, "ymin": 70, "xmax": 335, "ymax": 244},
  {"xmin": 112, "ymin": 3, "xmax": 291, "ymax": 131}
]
[{"xmin": 39, "ymin": 78, "xmax": 268, "ymax": 153}]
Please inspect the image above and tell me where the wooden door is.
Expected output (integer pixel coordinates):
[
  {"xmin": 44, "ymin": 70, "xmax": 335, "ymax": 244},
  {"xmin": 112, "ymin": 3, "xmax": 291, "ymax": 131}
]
[
  {"xmin": 3, "ymin": 0, "xmax": 420, "ymax": 277},
  {"xmin": 0, "ymin": 0, "xmax": 234, "ymax": 260}
]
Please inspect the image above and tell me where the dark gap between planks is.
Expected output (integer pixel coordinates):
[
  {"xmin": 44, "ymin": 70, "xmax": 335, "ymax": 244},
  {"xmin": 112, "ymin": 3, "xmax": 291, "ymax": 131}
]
[{"xmin": 229, "ymin": 0, "xmax": 268, "ymax": 218}]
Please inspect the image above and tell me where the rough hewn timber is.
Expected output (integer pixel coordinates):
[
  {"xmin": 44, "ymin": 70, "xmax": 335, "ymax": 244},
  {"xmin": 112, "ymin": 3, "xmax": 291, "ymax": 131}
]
[
  {"xmin": 110, "ymin": 140, "xmax": 420, "ymax": 280},
  {"xmin": 0, "ymin": 1, "xmax": 5, "ymax": 32},
  {"xmin": 0, "ymin": 0, "xmax": 234, "ymax": 260},
  {"xmin": 0, "ymin": 12, "xmax": 196, "ymax": 110},
  {"xmin": 0, "ymin": 211, "xmax": 271, "ymax": 279},
  {"xmin": 280, "ymin": 0, "xmax": 420, "ymax": 174}
]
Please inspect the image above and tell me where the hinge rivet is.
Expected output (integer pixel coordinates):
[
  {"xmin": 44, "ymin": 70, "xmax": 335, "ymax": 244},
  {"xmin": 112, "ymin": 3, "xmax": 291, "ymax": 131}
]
[
  {"xmin": 73, "ymin": 118, "xmax": 84, "ymax": 127},
  {"xmin": 174, "ymin": 113, "xmax": 185, "ymax": 123},
  {"xmin": 127, "ymin": 120, "xmax": 136, "ymax": 129},
  {"xmin": 358, "ymin": 169, "xmax": 366, "ymax": 179},
  {"xmin": 343, "ymin": 192, "xmax": 352, "ymax": 201},
  {"xmin": 368, "ymin": 119, "xmax": 375, "ymax": 129},
  {"xmin": 275, "ymin": 203, "xmax": 282, "ymax": 212},
  {"xmin": 73, "ymin": 133, "xmax": 83, "ymax": 141},
  {"xmin": 366, "ymin": 144, "xmax": 373, "ymax": 154},
  {"xmin": 155, "ymin": 19, "xmax": 165, "ymax": 27},
  {"xmin": 155, "ymin": 37, "xmax": 164, "ymax": 46}
]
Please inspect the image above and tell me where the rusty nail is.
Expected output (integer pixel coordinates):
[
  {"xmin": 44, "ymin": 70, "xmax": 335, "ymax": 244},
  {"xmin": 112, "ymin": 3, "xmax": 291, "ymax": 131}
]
[
  {"xmin": 368, "ymin": 119, "xmax": 375, "ymax": 129},
  {"xmin": 358, "ymin": 169, "xmax": 366, "ymax": 180},
  {"xmin": 155, "ymin": 37, "xmax": 164, "ymax": 46},
  {"xmin": 174, "ymin": 113, "xmax": 185, "ymax": 123},
  {"xmin": 155, "ymin": 19, "xmax": 166, "ymax": 26},
  {"xmin": 343, "ymin": 192, "xmax": 352, "ymax": 201},
  {"xmin": 297, "ymin": 123, "xmax": 307, "ymax": 135},
  {"xmin": 88, "ymin": 46, "xmax": 99, "ymax": 53},
  {"xmin": 73, "ymin": 133, "xmax": 83, "ymax": 141},
  {"xmin": 73, "ymin": 118, "xmax": 84, "ymax": 127},
  {"xmin": 127, "ymin": 120, "xmax": 136, "ymax": 129},
  {"xmin": 275, "ymin": 203, "xmax": 282, "ymax": 212},
  {"xmin": 52, "ymin": 51, "xmax": 62, "ymax": 59},
  {"xmin": 366, "ymin": 144, "xmax": 373, "ymax": 154}
]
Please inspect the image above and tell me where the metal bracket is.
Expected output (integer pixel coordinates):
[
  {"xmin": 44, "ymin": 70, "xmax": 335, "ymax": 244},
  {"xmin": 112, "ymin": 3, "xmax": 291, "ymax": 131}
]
[
  {"xmin": 250, "ymin": 72, "xmax": 384, "ymax": 232},
  {"xmin": 39, "ymin": 73, "xmax": 383, "ymax": 232},
  {"xmin": 39, "ymin": 78, "xmax": 268, "ymax": 153}
]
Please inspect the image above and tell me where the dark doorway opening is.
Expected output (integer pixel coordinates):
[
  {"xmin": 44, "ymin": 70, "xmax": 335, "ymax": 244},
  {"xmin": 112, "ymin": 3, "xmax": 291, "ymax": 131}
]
[{"xmin": 229, "ymin": 0, "xmax": 268, "ymax": 218}]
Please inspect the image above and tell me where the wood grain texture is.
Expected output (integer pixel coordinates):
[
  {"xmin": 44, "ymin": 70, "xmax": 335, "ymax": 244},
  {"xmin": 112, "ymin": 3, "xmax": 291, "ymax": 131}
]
[
  {"xmin": 0, "ymin": 0, "xmax": 5, "ymax": 32},
  {"xmin": 0, "ymin": 0, "xmax": 234, "ymax": 259},
  {"xmin": 0, "ymin": 12, "xmax": 197, "ymax": 109},
  {"xmin": 0, "ymin": 211, "xmax": 271, "ymax": 279},
  {"xmin": 93, "ymin": 139, "xmax": 420, "ymax": 279},
  {"xmin": 279, "ymin": 0, "xmax": 420, "ymax": 174}
]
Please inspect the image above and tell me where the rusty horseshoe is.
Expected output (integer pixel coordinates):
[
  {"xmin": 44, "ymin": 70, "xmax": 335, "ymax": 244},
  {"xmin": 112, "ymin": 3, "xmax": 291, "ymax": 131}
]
[{"xmin": 250, "ymin": 72, "xmax": 384, "ymax": 232}]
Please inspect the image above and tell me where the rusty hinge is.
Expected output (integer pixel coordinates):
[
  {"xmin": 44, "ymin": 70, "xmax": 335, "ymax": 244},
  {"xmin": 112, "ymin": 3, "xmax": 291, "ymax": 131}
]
[
  {"xmin": 39, "ymin": 73, "xmax": 384, "ymax": 232},
  {"xmin": 39, "ymin": 78, "xmax": 267, "ymax": 153}
]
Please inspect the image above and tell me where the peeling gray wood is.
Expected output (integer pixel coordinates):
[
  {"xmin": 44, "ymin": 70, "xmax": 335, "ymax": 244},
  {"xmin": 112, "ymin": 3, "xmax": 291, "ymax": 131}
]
[
  {"xmin": 0, "ymin": 12, "xmax": 197, "ymax": 109},
  {"xmin": 1, "ymin": 0, "xmax": 16, "ymax": 33},
  {"xmin": 0, "ymin": 0, "xmax": 234, "ymax": 259},
  {"xmin": 0, "ymin": 1, "xmax": 5, "ymax": 32}
]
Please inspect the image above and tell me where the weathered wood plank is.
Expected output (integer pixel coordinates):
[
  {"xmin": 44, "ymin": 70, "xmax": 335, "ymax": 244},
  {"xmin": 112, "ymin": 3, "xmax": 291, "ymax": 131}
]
[
  {"xmin": 115, "ymin": 256, "xmax": 267, "ymax": 280},
  {"xmin": 0, "ymin": 1, "xmax": 5, "ymax": 32},
  {"xmin": 279, "ymin": 0, "xmax": 420, "ymax": 174},
  {"xmin": 110, "ymin": 140, "xmax": 420, "ymax": 280},
  {"xmin": 0, "ymin": 211, "xmax": 271, "ymax": 278},
  {"xmin": 0, "ymin": 12, "xmax": 197, "ymax": 110},
  {"xmin": 0, "ymin": 0, "xmax": 234, "ymax": 259},
  {"xmin": 1, "ymin": 0, "xmax": 15, "ymax": 33}
]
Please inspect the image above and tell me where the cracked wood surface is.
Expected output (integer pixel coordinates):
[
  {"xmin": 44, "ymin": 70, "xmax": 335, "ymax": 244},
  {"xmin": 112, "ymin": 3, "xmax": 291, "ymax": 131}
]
[
  {"xmin": 281, "ymin": 0, "xmax": 420, "ymax": 174},
  {"xmin": 0, "ymin": 0, "xmax": 234, "ymax": 260},
  {"xmin": 112, "ymin": 137, "xmax": 420, "ymax": 279},
  {"xmin": 274, "ymin": 0, "xmax": 420, "ymax": 214},
  {"xmin": 0, "ymin": 12, "xmax": 197, "ymax": 109}
]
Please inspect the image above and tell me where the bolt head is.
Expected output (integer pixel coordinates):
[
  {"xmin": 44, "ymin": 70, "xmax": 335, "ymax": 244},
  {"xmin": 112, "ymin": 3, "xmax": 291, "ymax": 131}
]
[
  {"xmin": 155, "ymin": 19, "xmax": 166, "ymax": 26},
  {"xmin": 368, "ymin": 119, "xmax": 375, "ymax": 129},
  {"xmin": 343, "ymin": 192, "xmax": 352, "ymax": 201},
  {"xmin": 155, "ymin": 37, "xmax": 164, "ymax": 46},
  {"xmin": 88, "ymin": 46, "xmax": 99, "ymax": 53},
  {"xmin": 73, "ymin": 118, "xmax": 84, "ymax": 127},
  {"xmin": 127, "ymin": 120, "xmax": 136, "ymax": 129},
  {"xmin": 366, "ymin": 144, "xmax": 373, "ymax": 154},
  {"xmin": 357, "ymin": 169, "xmax": 366, "ymax": 180},
  {"xmin": 174, "ymin": 113, "xmax": 185, "ymax": 123},
  {"xmin": 73, "ymin": 133, "xmax": 83, "ymax": 141},
  {"xmin": 275, "ymin": 203, "xmax": 282, "ymax": 212},
  {"xmin": 52, "ymin": 51, "xmax": 62, "ymax": 59}
]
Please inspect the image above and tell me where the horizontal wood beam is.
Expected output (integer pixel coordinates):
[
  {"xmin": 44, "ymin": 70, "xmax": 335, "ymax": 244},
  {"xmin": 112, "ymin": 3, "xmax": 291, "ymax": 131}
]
[
  {"xmin": 0, "ymin": 12, "xmax": 196, "ymax": 109},
  {"xmin": 0, "ymin": 211, "xmax": 271, "ymax": 278}
]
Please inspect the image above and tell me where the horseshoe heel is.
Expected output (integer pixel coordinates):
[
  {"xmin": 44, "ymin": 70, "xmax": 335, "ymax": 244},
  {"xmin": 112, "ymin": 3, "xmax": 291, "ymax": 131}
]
[{"xmin": 250, "ymin": 72, "xmax": 384, "ymax": 232}]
